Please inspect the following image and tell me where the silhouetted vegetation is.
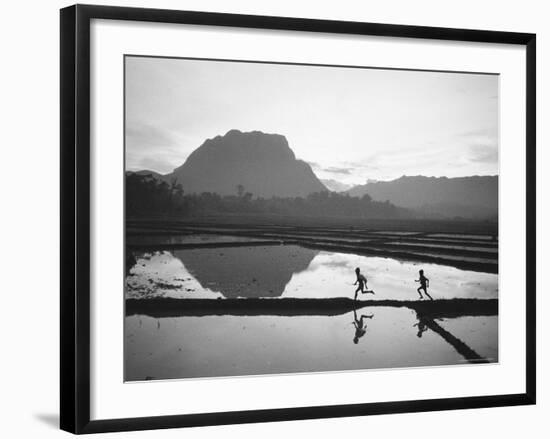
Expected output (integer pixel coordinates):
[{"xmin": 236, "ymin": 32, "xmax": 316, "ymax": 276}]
[{"xmin": 126, "ymin": 173, "xmax": 409, "ymax": 219}]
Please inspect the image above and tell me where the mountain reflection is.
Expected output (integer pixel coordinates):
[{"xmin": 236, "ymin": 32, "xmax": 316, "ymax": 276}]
[
  {"xmin": 126, "ymin": 245, "xmax": 319, "ymax": 299},
  {"xmin": 173, "ymin": 245, "xmax": 318, "ymax": 298}
]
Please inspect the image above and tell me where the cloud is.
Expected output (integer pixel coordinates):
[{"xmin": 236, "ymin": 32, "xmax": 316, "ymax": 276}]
[
  {"xmin": 126, "ymin": 122, "xmax": 192, "ymax": 173},
  {"xmin": 458, "ymin": 128, "xmax": 495, "ymax": 139},
  {"xmin": 306, "ymin": 161, "xmax": 321, "ymax": 169},
  {"xmin": 351, "ymin": 163, "xmax": 380, "ymax": 171},
  {"xmin": 136, "ymin": 156, "xmax": 176, "ymax": 173},
  {"xmin": 469, "ymin": 143, "xmax": 498, "ymax": 164},
  {"xmin": 320, "ymin": 259, "xmax": 353, "ymax": 269},
  {"xmin": 365, "ymin": 145, "xmax": 445, "ymax": 169},
  {"xmin": 323, "ymin": 166, "xmax": 354, "ymax": 175},
  {"xmin": 126, "ymin": 122, "xmax": 179, "ymax": 148},
  {"xmin": 454, "ymin": 128, "xmax": 498, "ymax": 165}
]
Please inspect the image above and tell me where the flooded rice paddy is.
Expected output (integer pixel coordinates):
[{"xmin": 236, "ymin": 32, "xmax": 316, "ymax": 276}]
[
  {"xmin": 125, "ymin": 245, "xmax": 497, "ymax": 301},
  {"xmin": 125, "ymin": 234, "xmax": 498, "ymax": 381}
]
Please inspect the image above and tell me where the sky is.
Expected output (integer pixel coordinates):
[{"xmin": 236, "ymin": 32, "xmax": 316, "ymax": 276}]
[{"xmin": 125, "ymin": 56, "xmax": 498, "ymax": 185}]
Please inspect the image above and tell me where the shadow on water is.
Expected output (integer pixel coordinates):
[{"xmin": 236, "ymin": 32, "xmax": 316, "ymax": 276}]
[{"xmin": 414, "ymin": 313, "xmax": 489, "ymax": 363}]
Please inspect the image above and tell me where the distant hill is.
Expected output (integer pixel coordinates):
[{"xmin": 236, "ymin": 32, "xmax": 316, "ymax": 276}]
[
  {"xmin": 347, "ymin": 175, "xmax": 498, "ymax": 219},
  {"xmin": 321, "ymin": 179, "xmax": 353, "ymax": 193},
  {"xmin": 164, "ymin": 130, "xmax": 327, "ymax": 198},
  {"xmin": 126, "ymin": 169, "xmax": 167, "ymax": 181}
]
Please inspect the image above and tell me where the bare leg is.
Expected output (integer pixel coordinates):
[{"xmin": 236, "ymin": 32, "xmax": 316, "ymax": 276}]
[
  {"xmin": 355, "ymin": 286, "xmax": 361, "ymax": 301},
  {"xmin": 417, "ymin": 286, "xmax": 424, "ymax": 299},
  {"xmin": 424, "ymin": 289, "xmax": 433, "ymax": 300},
  {"xmin": 361, "ymin": 284, "xmax": 375, "ymax": 295}
]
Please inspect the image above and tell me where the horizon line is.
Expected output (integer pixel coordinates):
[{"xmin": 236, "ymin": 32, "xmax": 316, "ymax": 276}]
[{"xmin": 126, "ymin": 167, "xmax": 498, "ymax": 185}]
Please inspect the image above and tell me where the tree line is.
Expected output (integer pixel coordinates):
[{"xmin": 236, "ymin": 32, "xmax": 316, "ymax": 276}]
[{"xmin": 126, "ymin": 172, "xmax": 409, "ymax": 219}]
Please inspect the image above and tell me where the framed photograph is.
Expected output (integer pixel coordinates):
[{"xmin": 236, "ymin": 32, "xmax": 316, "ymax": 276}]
[{"xmin": 60, "ymin": 4, "xmax": 536, "ymax": 434}]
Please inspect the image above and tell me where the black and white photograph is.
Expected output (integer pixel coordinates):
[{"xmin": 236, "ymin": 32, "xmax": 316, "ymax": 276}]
[
  {"xmin": 124, "ymin": 56, "xmax": 499, "ymax": 381},
  {"xmin": 0, "ymin": 0, "xmax": 545, "ymax": 435}
]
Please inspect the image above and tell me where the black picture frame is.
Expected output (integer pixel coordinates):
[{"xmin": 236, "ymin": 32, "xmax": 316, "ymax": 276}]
[{"xmin": 60, "ymin": 4, "xmax": 536, "ymax": 434}]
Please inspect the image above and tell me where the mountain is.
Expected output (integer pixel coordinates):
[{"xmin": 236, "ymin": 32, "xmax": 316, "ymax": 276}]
[
  {"xmin": 347, "ymin": 175, "xmax": 498, "ymax": 219},
  {"xmin": 129, "ymin": 169, "xmax": 166, "ymax": 180},
  {"xmin": 166, "ymin": 130, "xmax": 327, "ymax": 198},
  {"xmin": 320, "ymin": 179, "xmax": 353, "ymax": 193}
]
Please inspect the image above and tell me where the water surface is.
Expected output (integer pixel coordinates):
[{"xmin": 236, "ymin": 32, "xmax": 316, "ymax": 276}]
[
  {"xmin": 125, "ymin": 307, "xmax": 489, "ymax": 381},
  {"xmin": 126, "ymin": 245, "xmax": 497, "ymax": 300},
  {"xmin": 125, "ymin": 242, "xmax": 498, "ymax": 381}
]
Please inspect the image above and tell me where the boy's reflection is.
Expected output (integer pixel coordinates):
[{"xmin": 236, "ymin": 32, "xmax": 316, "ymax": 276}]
[
  {"xmin": 352, "ymin": 309, "xmax": 374, "ymax": 344},
  {"xmin": 413, "ymin": 315, "xmax": 429, "ymax": 338}
]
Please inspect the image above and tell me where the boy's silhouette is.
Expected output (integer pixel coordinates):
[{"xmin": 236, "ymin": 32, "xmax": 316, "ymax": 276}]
[
  {"xmin": 413, "ymin": 316, "xmax": 429, "ymax": 337},
  {"xmin": 354, "ymin": 267, "xmax": 375, "ymax": 300},
  {"xmin": 352, "ymin": 309, "xmax": 374, "ymax": 344},
  {"xmin": 415, "ymin": 269, "xmax": 433, "ymax": 300}
]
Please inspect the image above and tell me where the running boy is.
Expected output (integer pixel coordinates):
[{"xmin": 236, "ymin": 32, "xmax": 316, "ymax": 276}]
[
  {"xmin": 415, "ymin": 269, "xmax": 433, "ymax": 300},
  {"xmin": 354, "ymin": 267, "xmax": 375, "ymax": 300}
]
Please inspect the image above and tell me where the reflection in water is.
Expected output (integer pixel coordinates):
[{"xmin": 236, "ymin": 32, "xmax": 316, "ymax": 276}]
[
  {"xmin": 124, "ymin": 243, "xmax": 498, "ymax": 380},
  {"xmin": 125, "ymin": 307, "xmax": 498, "ymax": 381},
  {"xmin": 286, "ymin": 252, "xmax": 497, "ymax": 300},
  {"xmin": 126, "ymin": 245, "xmax": 498, "ymax": 301},
  {"xmin": 174, "ymin": 245, "xmax": 318, "ymax": 298},
  {"xmin": 125, "ymin": 251, "xmax": 137, "ymax": 278},
  {"xmin": 413, "ymin": 315, "xmax": 429, "ymax": 338},
  {"xmin": 126, "ymin": 245, "xmax": 318, "ymax": 299},
  {"xmin": 125, "ymin": 307, "xmax": 474, "ymax": 381},
  {"xmin": 125, "ymin": 308, "xmax": 498, "ymax": 381},
  {"xmin": 125, "ymin": 251, "xmax": 218, "ymax": 299},
  {"xmin": 352, "ymin": 309, "xmax": 374, "ymax": 344}
]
